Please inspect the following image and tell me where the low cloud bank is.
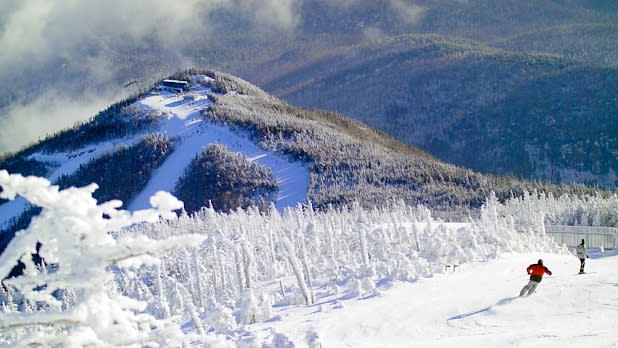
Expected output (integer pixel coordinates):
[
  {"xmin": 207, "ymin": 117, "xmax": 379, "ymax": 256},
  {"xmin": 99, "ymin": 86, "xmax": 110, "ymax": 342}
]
[{"xmin": 0, "ymin": 91, "xmax": 118, "ymax": 154}]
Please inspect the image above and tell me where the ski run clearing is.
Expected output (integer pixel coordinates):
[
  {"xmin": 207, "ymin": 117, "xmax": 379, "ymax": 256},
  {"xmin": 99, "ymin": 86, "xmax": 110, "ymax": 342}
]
[{"xmin": 128, "ymin": 85, "xmax": 309, "ymax": 211}]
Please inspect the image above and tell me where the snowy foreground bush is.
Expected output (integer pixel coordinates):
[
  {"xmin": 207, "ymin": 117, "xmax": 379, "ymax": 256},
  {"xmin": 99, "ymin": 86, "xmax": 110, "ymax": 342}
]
[{"xmin": 0, "ymin": 172, "xmax": 567, "ymax": 347}]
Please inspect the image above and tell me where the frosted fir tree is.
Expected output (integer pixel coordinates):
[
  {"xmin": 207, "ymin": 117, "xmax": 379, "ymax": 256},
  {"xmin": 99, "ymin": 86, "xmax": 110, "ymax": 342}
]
[{"xmin": 0, "ymin": 171, "xmax": 215, "ymax": 347}]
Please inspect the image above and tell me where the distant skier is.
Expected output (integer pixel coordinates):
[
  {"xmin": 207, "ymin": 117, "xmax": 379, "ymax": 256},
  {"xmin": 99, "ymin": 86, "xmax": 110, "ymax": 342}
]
[
  {"xmin": 576, "ymin": 239, "xmax": 588, "ymax": 274},
  {"xmin": 520, "ymin": 259, "xmax": 552, "ymax": 297}
]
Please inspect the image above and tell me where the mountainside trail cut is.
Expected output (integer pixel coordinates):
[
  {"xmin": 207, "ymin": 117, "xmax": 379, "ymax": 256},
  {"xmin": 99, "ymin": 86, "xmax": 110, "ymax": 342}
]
[{"xmin": 126, "ymin": 85, "xmax": 311, "ymax": 212}]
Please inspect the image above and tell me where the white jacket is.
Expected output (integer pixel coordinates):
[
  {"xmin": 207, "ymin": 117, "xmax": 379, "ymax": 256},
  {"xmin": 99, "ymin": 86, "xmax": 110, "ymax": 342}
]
[{"xmin": 576, "ymin": 244, "xmax": 587, "ymax": 259}]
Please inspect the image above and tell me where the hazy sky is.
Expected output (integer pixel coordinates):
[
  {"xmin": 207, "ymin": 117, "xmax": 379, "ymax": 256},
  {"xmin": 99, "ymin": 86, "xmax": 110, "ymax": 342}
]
[
  {"xmin": 0, "ymin": 0, "xmax": 301, "ymax": 68},
  {"xmin": 0, "ymin": 0, "xmax": 304, "ymax": 154}
]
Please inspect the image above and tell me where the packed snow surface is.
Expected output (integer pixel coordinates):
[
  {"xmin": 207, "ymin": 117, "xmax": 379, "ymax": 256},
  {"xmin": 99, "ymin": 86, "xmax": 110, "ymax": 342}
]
[{"xmin": 247, "ymin": 251, "xmax": 618, "ymax": 348}]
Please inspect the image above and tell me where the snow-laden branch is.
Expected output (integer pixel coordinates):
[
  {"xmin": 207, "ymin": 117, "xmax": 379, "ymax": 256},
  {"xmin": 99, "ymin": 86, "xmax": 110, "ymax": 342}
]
[{"xmin": 0, "ymin": 170, "xmax": 209, "ymax": 346}]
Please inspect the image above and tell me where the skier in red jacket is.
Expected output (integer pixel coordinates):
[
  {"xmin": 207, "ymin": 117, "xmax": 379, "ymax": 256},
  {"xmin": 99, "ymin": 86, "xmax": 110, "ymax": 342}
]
[{"xmin": 520, "ymin": 259, "xmax": 552, "ymax": 297}]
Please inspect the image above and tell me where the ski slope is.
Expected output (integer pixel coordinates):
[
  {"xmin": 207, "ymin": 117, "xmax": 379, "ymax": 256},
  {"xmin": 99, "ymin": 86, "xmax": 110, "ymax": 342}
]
[
  {"xmin": 246, "ymin": 252, "xmax": 618, "ymax": 347},
  {"xmin": 129, "ymin": 86, "xmax": 310, "ymax": 211}
]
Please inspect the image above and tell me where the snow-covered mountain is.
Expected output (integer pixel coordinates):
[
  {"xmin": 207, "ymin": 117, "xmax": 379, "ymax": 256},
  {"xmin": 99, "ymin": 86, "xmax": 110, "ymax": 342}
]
[
  {"xmin": 0, "ymin": 69, "xmax": 600, "ymax": 253},
  {"xmin": 0, "ymin": 71, "xmax": 308, "ymax": 245}
]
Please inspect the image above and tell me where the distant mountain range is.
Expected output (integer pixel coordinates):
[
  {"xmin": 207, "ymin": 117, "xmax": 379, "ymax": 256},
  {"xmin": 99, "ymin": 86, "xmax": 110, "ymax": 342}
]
[
  {"xmin": 263, "ymin": 34, "xmax": 618, "ymax": 188},
  {"xmin": 0, "ymin": 69, "xmax": 600, "ymax": 253}
]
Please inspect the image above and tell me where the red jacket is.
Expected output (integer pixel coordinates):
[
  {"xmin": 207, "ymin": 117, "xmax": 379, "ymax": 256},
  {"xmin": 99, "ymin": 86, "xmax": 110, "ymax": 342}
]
[{"xmin": 527, "ymin": 264, "xmax": 552, "ymax": 282}]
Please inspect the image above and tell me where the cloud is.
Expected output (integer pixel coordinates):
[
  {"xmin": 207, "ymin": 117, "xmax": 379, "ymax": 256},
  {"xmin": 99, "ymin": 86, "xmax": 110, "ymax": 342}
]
[
  {"xmin": 252, "ymin": 0, "xmax": 302, "ymax": 29},
  {"xmin": 0, "ymin": 0, "xmax": 434, "ymax": 155},
  {"xmin": 0, "ymin": 0, "xmax": 304, "ymax": 69},
  {"xmin": 0, "ymin": 0, "xmax": 307, "ymax": 155},
  {"xmin": 389, "ymin": 0, "xmax": 426, "ymax": 24},
  {"xmin": 363, "ymin": 27, "xmax": 388, "ymax": 43},
  {"xmin": 0, "ymin": 90, "xmax": 118, "ymax": 154}
]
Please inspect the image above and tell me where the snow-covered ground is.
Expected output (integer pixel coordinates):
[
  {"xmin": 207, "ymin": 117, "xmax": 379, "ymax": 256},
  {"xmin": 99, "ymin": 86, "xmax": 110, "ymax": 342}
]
[
  {"xmin": 1, "ymin": 171, "xmax": 617, "ymax": 347},
  {"xmin": 245, "ymin": 251, "xmax": 618, "ymax": 348}
]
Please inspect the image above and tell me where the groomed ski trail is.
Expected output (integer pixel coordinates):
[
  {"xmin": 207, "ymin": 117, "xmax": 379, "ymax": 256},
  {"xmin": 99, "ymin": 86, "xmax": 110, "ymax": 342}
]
[{"xmin": 246, "ymin": 252, "xmax": 618, "ymax": 348}]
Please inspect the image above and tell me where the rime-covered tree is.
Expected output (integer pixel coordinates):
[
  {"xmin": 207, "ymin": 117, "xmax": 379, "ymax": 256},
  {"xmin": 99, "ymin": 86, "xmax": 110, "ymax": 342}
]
[{"xmin": 0, "ymin": 171, "xmax": 222, "ymax": 347}]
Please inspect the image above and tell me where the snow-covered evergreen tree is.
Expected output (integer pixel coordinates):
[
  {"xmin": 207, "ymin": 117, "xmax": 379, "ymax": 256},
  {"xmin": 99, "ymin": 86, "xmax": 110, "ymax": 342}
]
[{"xmin": 0, "ymin": 171, "xmax": 220, "ymax": 347}]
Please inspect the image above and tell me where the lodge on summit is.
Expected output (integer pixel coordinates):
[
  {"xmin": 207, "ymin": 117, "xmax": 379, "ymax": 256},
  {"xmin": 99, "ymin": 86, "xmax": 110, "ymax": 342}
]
[{"xmin": 159, "ymin": 79, "xmax": 189, "ymax": 93}]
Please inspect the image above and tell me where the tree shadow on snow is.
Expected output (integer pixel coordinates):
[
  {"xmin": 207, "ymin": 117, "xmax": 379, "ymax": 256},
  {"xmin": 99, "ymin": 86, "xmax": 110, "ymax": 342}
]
[{"xmin": 447, "ymin": 296, "xmax": 518, "ymax": 321}]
